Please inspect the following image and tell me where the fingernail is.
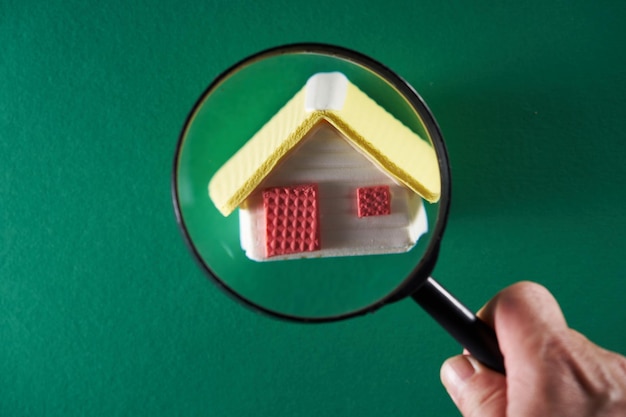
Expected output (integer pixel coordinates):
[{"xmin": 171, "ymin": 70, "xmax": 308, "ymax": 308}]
[{"xmin": 441, "ymin": 355, "xmax": 477, "ymax": 392}]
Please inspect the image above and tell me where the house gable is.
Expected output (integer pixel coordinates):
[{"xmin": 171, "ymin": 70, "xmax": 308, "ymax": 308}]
[{"xmin": 238, "ymin": 122, "xmax": 428, "ymax": 261}]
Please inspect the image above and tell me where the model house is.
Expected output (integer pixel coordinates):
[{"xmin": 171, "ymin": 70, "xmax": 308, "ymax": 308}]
[{"xmin": 208, "ymin": 72, "xmax": 440, "ymax": 261}]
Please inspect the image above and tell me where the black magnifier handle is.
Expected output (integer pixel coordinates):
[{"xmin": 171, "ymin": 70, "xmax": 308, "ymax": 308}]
[{"xmin": 412, "ymin": 277, "xmax": 506, "ymax": 374}]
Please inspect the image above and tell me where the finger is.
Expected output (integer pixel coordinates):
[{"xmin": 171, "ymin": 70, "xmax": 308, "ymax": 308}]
[
  {"xmin": 441, "ymin": 354, "xmax": 507, "ymax": 417},
  {"xmin": 477, "ymin": 281, "xmax": 566, "ymax": 328},
  {"xmin": 477, "ymin": 281, "xmax": 568, "ymax": 374}
]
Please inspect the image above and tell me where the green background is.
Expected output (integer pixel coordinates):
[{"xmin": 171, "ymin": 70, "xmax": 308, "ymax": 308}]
[{"xmin": 2, "ymin": 1, "xmax": 625, "ymax": 416}]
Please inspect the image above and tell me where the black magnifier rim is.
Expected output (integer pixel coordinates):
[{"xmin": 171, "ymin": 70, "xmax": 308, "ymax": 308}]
[{"xmin": 172, "ymin": 43, "xmax": 452, "ymax": 323}]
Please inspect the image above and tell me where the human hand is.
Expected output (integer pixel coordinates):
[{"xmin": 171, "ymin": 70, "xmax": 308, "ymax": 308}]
[{"xmin": 440, "ymin": 281, "xmax": 626, "ymax": 416}]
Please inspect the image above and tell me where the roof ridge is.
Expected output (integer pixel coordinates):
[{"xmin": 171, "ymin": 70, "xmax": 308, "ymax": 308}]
[{"xmin": 208, "ymin": 74, "xmax": 440, "ymax": 217}]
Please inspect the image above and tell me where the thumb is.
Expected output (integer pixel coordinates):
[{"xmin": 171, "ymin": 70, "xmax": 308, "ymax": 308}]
[{"xmin": 441, "ymin": 354, "xmax": 506, "ymax": 417}]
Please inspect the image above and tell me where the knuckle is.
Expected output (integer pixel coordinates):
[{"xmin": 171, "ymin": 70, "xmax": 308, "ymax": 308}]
[
  {"xmin": 540, "ymin": 332, "xmax": 626, "ymax": 414},
  {"xmin": 453, "ymin": 376, "xmax": 506, "ymax": 417}
]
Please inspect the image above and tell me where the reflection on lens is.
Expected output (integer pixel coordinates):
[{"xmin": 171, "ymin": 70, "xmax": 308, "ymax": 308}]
[{"xmin": 174, "ymin": 47, "xmax": 446, "ymax": 319}]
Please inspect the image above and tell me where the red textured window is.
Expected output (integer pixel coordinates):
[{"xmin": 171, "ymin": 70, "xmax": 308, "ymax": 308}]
[
  {"xmin": 263, "ymin": 184, "xmax": 320, "ymax": 258},
  {"xmin": 357, "ymin": 185, "xmax": 391, "ymax": 217}
]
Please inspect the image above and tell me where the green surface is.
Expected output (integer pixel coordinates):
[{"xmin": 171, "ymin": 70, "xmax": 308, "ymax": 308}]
[{"xmin": 2, "ymin": 1, "xmax": 626, "ymax": 416}]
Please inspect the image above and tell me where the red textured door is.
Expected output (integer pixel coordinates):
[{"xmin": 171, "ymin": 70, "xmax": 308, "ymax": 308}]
[{"xmin": 262, "ymin": 184, "xmax": 320, "ymax": 258}]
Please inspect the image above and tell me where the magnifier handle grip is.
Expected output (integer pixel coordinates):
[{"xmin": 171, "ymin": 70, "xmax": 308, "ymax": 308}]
[{"xmin": 412, "ymin": 277, "xmax": 505, "ymax": 374}]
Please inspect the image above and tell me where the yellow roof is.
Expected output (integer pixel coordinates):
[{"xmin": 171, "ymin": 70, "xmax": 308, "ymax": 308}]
[{"xmin": 208, "ymin": 73, "xmax": 441, "ymax": 216}]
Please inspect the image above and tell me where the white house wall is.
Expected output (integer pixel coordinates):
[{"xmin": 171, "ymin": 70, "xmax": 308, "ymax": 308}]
[{"xmin": 239, "ymin": 122, "xmax": 427, "ymax": 261}]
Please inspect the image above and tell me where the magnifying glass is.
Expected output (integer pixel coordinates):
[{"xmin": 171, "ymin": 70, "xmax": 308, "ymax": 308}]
[{"xmin": 172, "ymin": 43, "xmax": 504, "ymax": 374}]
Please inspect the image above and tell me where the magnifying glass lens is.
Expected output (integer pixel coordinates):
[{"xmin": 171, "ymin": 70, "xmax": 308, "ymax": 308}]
[
  {"xmin": 174, "ymin": 47, "xmax": 446, "ymax": 320},
  {"xmin": 175, "ymin": 45, "xmax": 505, "ymax": 374}
]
